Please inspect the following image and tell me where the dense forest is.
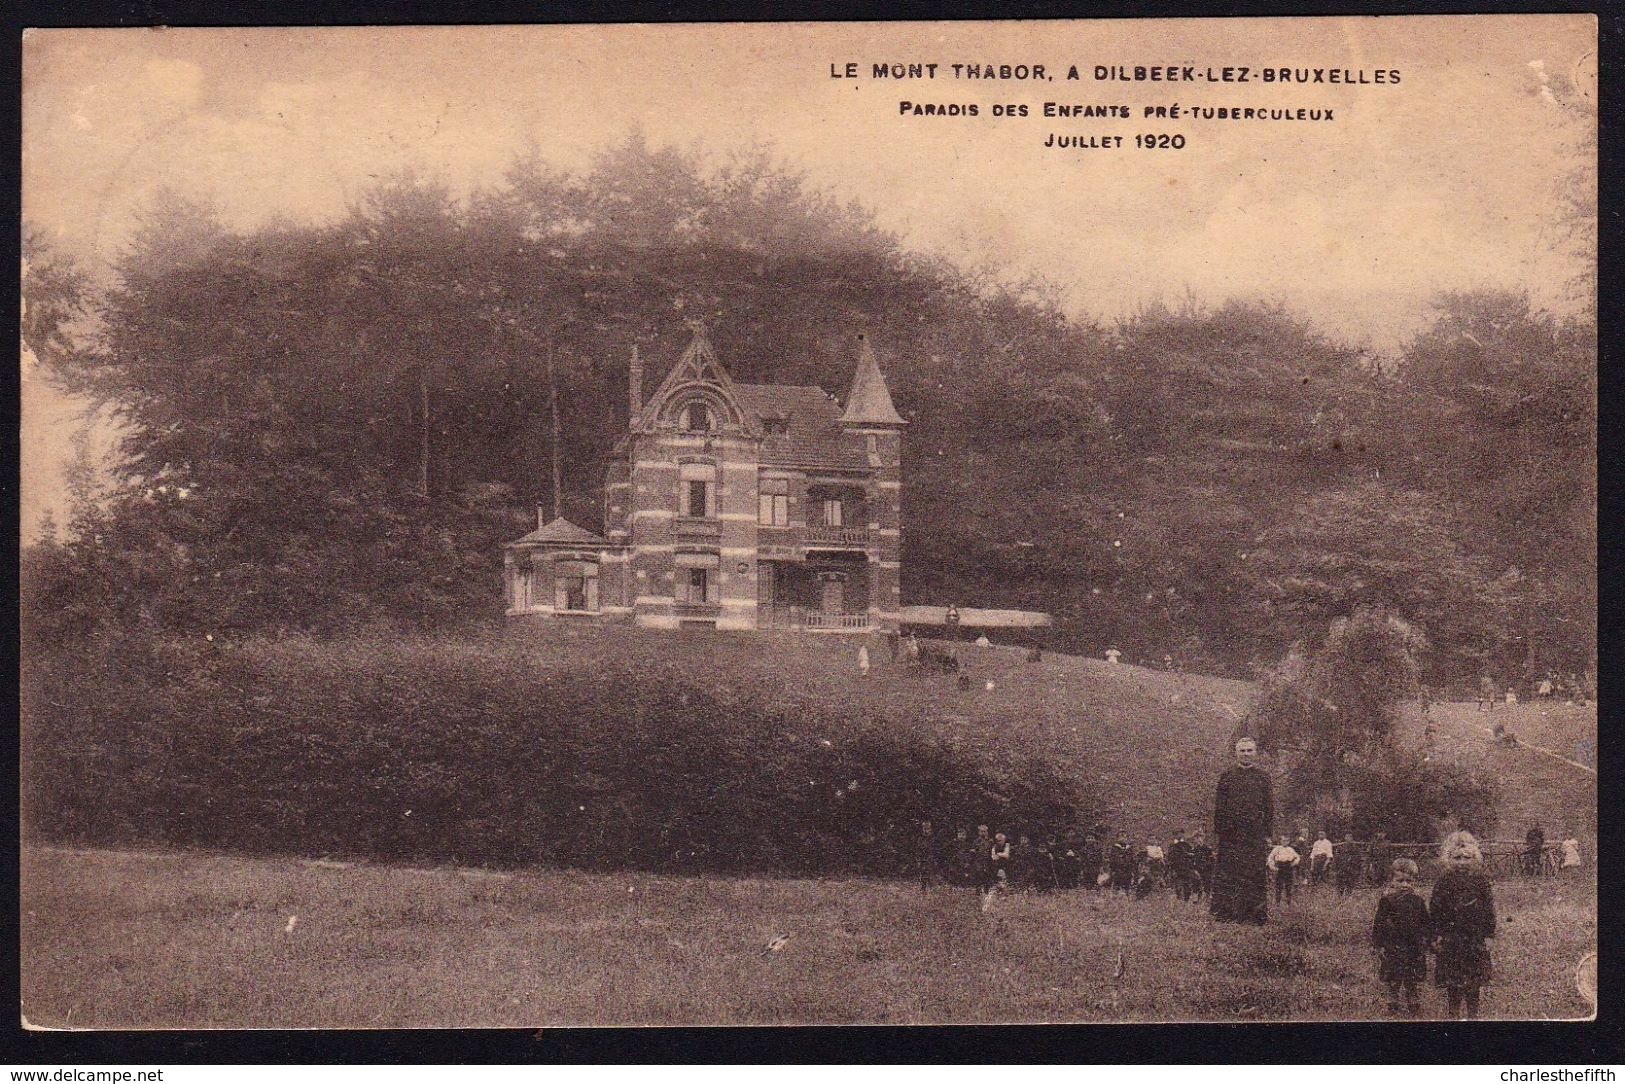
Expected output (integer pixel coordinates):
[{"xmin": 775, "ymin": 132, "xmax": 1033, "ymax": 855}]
[{"xmin": 22, "ymin": 135, "xmax": 1596, "ymax": 686}]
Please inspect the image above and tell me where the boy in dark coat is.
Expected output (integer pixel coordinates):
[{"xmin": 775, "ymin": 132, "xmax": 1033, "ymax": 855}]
[
  {"xmin": 1054, "ymin": 830, "xmax": 1082, "ymax": 890},
  {"xmin": 913, "ymin": 819, "xmax": 937, "ymax": 893},
  {"xmin": 1368, "ymin": 831, "xmax": 1392, "ymax": 887},
  {"xmin": 1372, "ymin": 857, "xmax": 1429, "ymax": 1016},
  {"xmin": 1189, "ymin": 832, "xmax": 1214, "ymax": 898},
  {"xmin": 1168, "ymin": 829, "xmax": 1196, "ymax": 901},
  {"xmin": 1334, "ymin": 834, "xmax": 1362, "ymax": 896},
  {"xmin": 1081, "ymin": 833, "xmax": 1105, "ymax": 889},
  {"xmin": 1431, "ymin": 832, "xmax": 1496, "ymax": 1019},
  {"xmin": 967, "ymin": 825, "xmax": 994, "ymax": 893}
]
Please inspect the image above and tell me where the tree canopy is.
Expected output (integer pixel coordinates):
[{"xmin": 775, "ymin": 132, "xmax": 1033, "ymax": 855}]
[{"xmin": 24, "ymin": 136, "xmax": 1596, "ymax": 685}]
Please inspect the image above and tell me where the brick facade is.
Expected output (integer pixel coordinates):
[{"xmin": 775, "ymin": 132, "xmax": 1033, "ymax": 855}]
[{"xmin": 504, "ymin": 327, "xmax": 906, "ymax": 633}]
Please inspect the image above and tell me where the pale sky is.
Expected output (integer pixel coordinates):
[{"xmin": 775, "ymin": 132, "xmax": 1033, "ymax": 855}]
[{"xmin": 20, "ymin": 17, "xmax": 1597, "ymax": 537}]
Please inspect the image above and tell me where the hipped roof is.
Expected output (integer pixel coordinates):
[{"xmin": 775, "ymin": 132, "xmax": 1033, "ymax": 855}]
[{"xmin": 507, "ymin": 516, "xmax": 607, "ymax": 547}]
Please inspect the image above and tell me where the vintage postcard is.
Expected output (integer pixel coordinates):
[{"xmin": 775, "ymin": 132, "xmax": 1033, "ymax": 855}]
[{"xmin": 20, "ymin": 17, "xmax": 1596, "ymax": 1028}]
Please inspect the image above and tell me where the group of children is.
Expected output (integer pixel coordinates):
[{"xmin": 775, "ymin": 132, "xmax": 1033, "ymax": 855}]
[
  {"xmin": 921, "ymin": 823, "xmax": 1219, "ymax": 901},
  {"xmin": 924, "ymin": 824, "xmax": 1474, "ymax": 904},
  {"xmin": 1370, "ymin": 831, "xmax": 1498, "ymax": 1019},
  {"xmin": 926, "ymin": 821, "xmax": 1501, "ymax": 1020}
]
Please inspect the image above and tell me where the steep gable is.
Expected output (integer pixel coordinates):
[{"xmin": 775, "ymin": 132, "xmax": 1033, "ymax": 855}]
[{"xmin": 634, "ymin": 323, "xmax": 758, "ymax": 436}]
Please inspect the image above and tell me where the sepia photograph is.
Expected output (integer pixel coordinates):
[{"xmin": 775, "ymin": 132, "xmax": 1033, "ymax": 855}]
[{"xmin": 19, "ymin": 16, "xmax": 1597, "ymax": 1029}]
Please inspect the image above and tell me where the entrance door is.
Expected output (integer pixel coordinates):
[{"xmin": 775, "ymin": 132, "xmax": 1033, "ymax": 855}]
[{"xmin": 821, "ymin": 575, "xmax": 845, "ymax": 615}]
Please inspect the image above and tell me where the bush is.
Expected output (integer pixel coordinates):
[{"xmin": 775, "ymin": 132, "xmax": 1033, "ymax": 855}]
[
  {"xmin": 21, "ymin": 632, "xmax": 1094, "ymax": 878},
  {"xmin": 1249, "ymin": 607, "xmax": 1495, "ymax": 842}
]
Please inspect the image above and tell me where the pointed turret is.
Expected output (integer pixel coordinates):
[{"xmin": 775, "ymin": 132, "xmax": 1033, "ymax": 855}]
[{"xmin": 840, "ymin": 334, "xmax": 906, "ymax": 427}]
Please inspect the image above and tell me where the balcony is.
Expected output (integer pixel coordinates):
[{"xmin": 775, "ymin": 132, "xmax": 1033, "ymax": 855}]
[
  {"xmin": 803, "ymin": 525, "xmax": 872, "ymax": 548},
  {"xmin": 675, "ymin": 516, "xmax": 722, "ymax": 544},
  {"xmin": 802, "ymin": 611, "xmax": 872, "ymax": 631}
]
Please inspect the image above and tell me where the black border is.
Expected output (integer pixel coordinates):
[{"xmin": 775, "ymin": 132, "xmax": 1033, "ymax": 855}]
[{"xmin": 6, "ymin": 0, "xmax": 1620, "ymax": 1066}]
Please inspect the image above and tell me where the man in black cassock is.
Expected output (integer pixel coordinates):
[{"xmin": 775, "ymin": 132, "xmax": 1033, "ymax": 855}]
[{"xmin": 1210, "ymin": 736, "xmax": 1274, "ymax": 924}]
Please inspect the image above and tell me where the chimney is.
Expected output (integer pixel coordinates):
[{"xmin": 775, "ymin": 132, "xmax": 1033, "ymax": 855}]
[
  {"xmin": 629, "ymin": 343, "xmax": 644, "ymax": 426},
  {"xmin": 536, "ymin": 504, "xmax": 547, "ymax": 530}
]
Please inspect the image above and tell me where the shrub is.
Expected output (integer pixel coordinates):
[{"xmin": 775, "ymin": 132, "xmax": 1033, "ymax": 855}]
[
  {"xmin": 21, "ymin": 632, "xmax": 1094, "ymax": 878},
  {"xmin": 1248, "ymin": 607, "xmax": 1495, "ymax": 842}
]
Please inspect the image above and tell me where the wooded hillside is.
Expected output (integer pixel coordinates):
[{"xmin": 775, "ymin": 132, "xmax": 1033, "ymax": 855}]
[{"xmin": 22, "ymin": 136, "xmax": 1596, "ymax": 684}]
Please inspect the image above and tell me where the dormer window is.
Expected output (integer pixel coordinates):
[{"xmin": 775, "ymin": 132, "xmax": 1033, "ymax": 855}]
[
  {"xmin": 762, "ymin": 411, "xmax": 790, "ymax": 436},
  {"xmin": 683, "ymin": 402, "xmax": 715, "ymax": 433}
]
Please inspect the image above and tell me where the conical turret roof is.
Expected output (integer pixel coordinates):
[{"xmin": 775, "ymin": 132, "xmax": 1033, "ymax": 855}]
[{"xmin": 840, "ymin": 336, "xmax": 906, "ymax": 426}]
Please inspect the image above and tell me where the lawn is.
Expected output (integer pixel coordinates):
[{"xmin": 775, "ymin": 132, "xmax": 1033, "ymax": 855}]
[
  {"xmin": 21, "ymin": 844, "xmax": 1595, "ymax": 1028},
  {"xmin": 20, "ymin": 628, "xmax": 1597, "ymax": 1027},
  {"xmin": 465, "ymin": 623, "xmax": 1256, "ymax": 839}
]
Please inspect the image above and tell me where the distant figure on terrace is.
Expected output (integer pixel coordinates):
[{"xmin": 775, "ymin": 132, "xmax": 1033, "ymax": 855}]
[
  {"xmin": 1478, "ymin": 676, "xmax": 1497, "ymax": 711},
  {"xmin": 1105, "ymin": 648, "xmax": 1122, "ymax": 664},
  {"xmin": 1210, "ymin": 736, "xmax": 1273, "ymax": 924}
]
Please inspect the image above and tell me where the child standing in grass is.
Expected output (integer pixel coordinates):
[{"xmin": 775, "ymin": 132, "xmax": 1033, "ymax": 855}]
[
  {"xmin": 1268, "ymin": 835, "xmax": 1300, "ymax": 905},
  {"xmin": 1371, "ymin": 857, "xmax": 1429, "ymax": 1016},
  {"xmin": 1334, "ymin": 834, "xmax": 1362, "ymax": 896},
  {"xmin": 1189, "ymin": 831, "xmax": 1213, "ymax": 898},
  {"xmin": 1431, "ymin": 831, "xmax": 1496, "ymax": 1020}
]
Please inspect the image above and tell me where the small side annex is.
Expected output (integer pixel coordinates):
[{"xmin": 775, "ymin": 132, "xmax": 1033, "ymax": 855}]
[{"xmin": 504, "ymin": 326, "xmax": 906, "ymax": 632}]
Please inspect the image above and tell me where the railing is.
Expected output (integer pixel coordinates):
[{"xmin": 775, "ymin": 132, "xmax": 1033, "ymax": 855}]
[
  {"xmin": 804, "ymin": 526, "xmax": 872, "ymax": 547},
  {"xmin": 803, "ymin": 611, "xmax": 871, "ymax": 630},
  {"xmin": 675, "ymin": 516, "xmax": 721, "ymax": 541}
]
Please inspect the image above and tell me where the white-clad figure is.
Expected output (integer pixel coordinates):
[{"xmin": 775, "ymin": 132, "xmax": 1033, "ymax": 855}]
[
  {"xmin": 858, "ymin": 644, "xmax": 871, "ymax": 677},
  {"xmin": 1105, "ymin": 648, "xmax": 1122, "ymax": 664}
]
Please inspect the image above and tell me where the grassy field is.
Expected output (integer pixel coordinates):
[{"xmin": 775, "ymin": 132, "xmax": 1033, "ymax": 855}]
[
  {"xmin": 21, "ymin": 843, "xmax": 1596, "ymax": 1028},
  {"xmin": 1406, "ymin": 698, "xmax": 1597, "ymax": 842},
  {"xmin": 489, "ymin": 623, "xmax": 1256, "ymax": 839},
  {"xmin": 20, "ymin": 629, "xmax": 1596, "ymax": 1027}
]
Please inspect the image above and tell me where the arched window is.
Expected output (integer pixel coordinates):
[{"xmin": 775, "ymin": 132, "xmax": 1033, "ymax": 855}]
[{"xmin": 682, "ymin": 401, "xmax": 715, "ymax": 432}]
